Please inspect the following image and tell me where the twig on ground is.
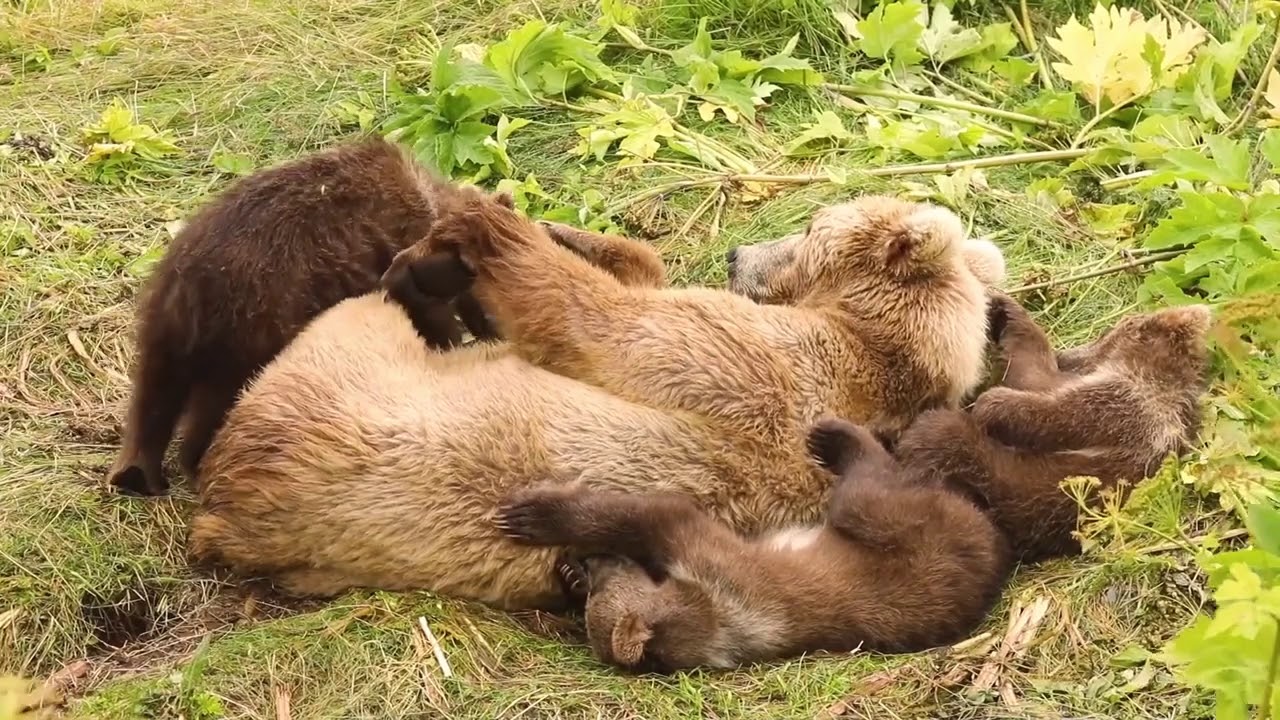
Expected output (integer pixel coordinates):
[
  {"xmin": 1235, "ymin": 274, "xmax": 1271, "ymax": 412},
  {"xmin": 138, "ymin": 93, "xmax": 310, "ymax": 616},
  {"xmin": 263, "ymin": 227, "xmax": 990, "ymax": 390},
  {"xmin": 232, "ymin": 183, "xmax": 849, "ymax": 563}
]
[
  {"xmin": 1263, "ymin": 630, "xmax": 1280, "ymax": 720},
  {"xmin": 1226, "ymin": 13, "xmax": 1280, "ymax": 135},
  {"xmin": 824, "ymin": 83, "xmax": 1058, "ymax": 127},
  {"xmin": 418, "ymin": 616, "xmax": 453, "ymax": 678},
  {"xmin": 608, "ymin": 149, "xmax": 1089, "ymax": 215},
  {"xmin": 972, "ymin": 596, "xmax": 1052, "ymax": 693},
  {"xmin": 929, "ymin": 70, "xmax": 996, "ymax": 106},
  {"xmin": 675, "ymin": 185, "xmax": 721, "ymax": 240},
  {"xmin": 1138, "ymin": 527, "xmax": 1250, "ymax": 555},
  {"xmin": 950, "ymin": 631, "xmax": 995, "ymax": 654},
  {"xmin": 273, "ymin": 685, "xmax": 292, "ymax": 720},
  {"xmin": 1011, "ymin": 0, "xmax": 1056, "ymax": 91},
  {"xmin": 65, "ymin": 330, "xmax": 129, "ymax": 385},
  {"xmin": 710, "ymin": 187, "xmax": 727, "ymax": 239},
  {"xmin": 1099, "ymin": 169, "xmax": 1155, "ymax": 191},
  {"xmin": 1009, "ymin": 248, "xmax": 1188, "ymax": 294}
]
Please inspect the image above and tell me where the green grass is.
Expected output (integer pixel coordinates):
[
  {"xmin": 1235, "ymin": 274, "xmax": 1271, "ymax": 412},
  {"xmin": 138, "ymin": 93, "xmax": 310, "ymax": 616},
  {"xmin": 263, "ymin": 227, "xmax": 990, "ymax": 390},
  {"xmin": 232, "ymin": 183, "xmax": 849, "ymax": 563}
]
[{"xmin": 0, "ymin": 0, "xmax": 1268, "ymax": 717}]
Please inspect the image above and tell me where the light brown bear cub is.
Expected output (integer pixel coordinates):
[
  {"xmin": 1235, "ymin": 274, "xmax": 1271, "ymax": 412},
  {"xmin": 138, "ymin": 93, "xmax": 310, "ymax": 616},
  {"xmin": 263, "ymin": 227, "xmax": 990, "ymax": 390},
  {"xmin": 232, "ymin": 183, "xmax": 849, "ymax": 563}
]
[
  {"xmin": 190, "ymin": 192, "xmax": 1003, "ymax": 609},
  {"xmin": 896, "ymin": 294, "xmax": 1212, "ymax": 562},
  {"xmin": 394, "ymin": 192, "xmax": 1002, "ymax": 439},
  {"xmin": 497, "ymin": 417, "xmax": 1009, "ymax": 672}
]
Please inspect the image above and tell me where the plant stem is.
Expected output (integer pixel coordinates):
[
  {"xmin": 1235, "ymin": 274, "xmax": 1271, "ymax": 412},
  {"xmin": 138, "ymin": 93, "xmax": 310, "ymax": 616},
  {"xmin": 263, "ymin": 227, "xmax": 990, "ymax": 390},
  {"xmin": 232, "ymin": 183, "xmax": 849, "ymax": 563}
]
[
  {"xmin": 1004, "ymin": 5, "xmax": 1032, "ymax": 50},
  {"xmin": 1225, "ymin": 13, "xmax": 1280, "ymax": 135},
  {"xmin": 1071, "ymin": 102, "xmax": 1127, "ymax": 148},
  {"xmin": 604, "ymin": 30, "xmax": 675, "ymax": 57},
  {"xmin": 1016, "ymin": 0, "xmax": 1057, "ymax": 91},
  {"xmin": 930, "ymin": 70, "xmax": 996, "ymax": 106},
  {"xmin": 608, "ymin": 148, "xmax": 1088, "ymax": 213},
  {"xmin": 823, "ymin": 83, "xmax": 1059, "ymax": 127},
  {"xmin": 1137, "ymin": 527, "xmax": 1248, "ymax": 554},
  {"xmin": 539, "ymin": 97, "xmax": 604, "ymax": 115},
  {"xmin": 1019, "ymin": 0, "xmax": 1038, "ymax": 52},
  {"xmin": 1099, "ymin": 169, "xmax": 1155, "ymax": 190},
  {"xmin": 1263, "ymin": 628, "xmax": 1280, "ymax": 720},
  {"xmin": 1009, "ymin": 248, "xmax": 1188, "ymax": 294}
]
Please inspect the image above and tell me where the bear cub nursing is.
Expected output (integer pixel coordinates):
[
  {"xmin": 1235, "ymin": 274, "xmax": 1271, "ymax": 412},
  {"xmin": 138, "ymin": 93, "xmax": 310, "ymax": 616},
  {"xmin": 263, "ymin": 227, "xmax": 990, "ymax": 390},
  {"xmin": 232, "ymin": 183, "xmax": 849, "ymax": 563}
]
[
  {"xmin": 497, "ymin": 418, "xmax": 1009, "ymax": 672},
  {"xmin": 108, "ymin": 138, "xmax": 498, "ymax": 497},
  {"xmin": 897, "ymin": 294, "xmax": 1212, "ymax": 562}
]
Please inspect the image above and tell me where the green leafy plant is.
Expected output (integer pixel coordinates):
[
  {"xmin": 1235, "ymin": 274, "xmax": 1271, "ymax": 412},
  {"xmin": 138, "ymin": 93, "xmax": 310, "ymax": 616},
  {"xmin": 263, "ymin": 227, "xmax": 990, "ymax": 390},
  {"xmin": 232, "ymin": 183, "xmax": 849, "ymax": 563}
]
[
  {"xmin": 669, "ymin": 19, "xmax": 823, "ymax": 123},
  {"xmin": 486, "ymin": 19, "xmax": 616, "ymax": 100},
  {"xmin": 383, "ymin": 45, "xmax": 523, "ymax": 179},
  {"xmin": 330, "ymin": 91, "xmax": 379, "ymax": 132},
  {"xmin": 1159, "ymin": 503, "xmax": 1280, "ymax": 719},
  {"xmin": 1139, "ymin": 135, "xmax": 1280, "ymax": 308},
  {"xmin": 211, "ymin": 150, "xmax": 254, "ymax": 176},
  {"xmin": 95, "ymin": 27, "xmax": 127, "ymax": 56},
  {"xmin": 848, "ymin": 0, "xmax": 926, "ymax": 68},
  {"xmin": 574, "ymin": 90, "xmax": 760, "ymax": 179},
  {"xmin": 385, "ymin": 20, "xmax": 613, "ymax": 180},
  {"xmin": 78, "ymin": 98, "xmax": 181, "ymax": 184},
  {"xmin": 494, "ymin": 174, "xmax": 620, "ymax": 233},
  {"xmin": 784, "ymin": 110, "xmax": 855, "ymax": 155}
]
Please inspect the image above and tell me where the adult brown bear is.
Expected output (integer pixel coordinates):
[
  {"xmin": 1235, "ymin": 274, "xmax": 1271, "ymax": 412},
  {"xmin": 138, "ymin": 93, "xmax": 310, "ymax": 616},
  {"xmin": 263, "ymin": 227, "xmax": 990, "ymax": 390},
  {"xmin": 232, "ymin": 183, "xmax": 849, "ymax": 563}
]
[{"xmin": 190, "ymin": 191, "xmax": 1006, "ymax": 609}]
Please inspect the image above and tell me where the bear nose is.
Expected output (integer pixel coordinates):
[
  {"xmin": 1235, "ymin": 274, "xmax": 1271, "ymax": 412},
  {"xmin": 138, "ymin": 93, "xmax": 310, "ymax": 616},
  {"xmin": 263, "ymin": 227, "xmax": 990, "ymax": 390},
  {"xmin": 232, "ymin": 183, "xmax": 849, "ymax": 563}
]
[{"xmin": 725, "ymin": 247, "xmax": 739, "ymax": 265}]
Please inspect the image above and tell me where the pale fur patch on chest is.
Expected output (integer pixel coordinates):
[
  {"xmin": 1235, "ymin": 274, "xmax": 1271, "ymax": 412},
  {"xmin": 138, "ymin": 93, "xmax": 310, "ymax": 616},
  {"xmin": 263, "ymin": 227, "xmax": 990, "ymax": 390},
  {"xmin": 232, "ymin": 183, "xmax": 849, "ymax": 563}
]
[
  {"xmin": 1099, "ymin": 365, "xmax": 1187, "ymax": 455},
  {"xmin": 920, "ymin": 278, "xmax": 989, "ymax": 404},
  {"xmin": 1055, "ymin": 368, "xmax": 1185, "ymax": 456},
  {"xmin": 668, "ymin": 560, "xmax": 789, "ymax": 666},
  {"xmin": 763, "ymin": 525, "xmax": 824, "ymax": 552}
]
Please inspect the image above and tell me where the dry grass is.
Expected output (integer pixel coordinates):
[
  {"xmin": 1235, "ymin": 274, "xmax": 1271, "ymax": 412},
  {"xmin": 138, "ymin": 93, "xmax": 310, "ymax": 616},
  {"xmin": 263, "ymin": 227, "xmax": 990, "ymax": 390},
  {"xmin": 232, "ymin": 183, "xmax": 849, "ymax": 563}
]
[{"xmin": 0, "ymin": 0, "xmax": 1252, "ymax": 717}]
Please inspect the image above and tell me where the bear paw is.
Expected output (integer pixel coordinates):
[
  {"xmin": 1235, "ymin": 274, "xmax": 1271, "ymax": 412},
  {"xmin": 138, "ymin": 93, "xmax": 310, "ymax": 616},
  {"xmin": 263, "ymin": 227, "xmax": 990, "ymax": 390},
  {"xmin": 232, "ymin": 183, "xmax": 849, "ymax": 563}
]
[
  {"xmin": 554, "ymin": 552, "xmax": 590, "ymax": 603},
  {"xmin": 108, "ymin": 457, "xmax": 169, "ymax": 497},
  {"xmin": 495, "ymin": 486, "xmax": 578, "ymax": 546},
  {"xmin": 985, "ymin": 293, "xmax": 1016, "ymax": 345},
  {"xmin": 381, "ymin": 249, "xmax": 475, "ymax": 303},
  {"xmin": 806, "ymin": 417, "xmax": 883, "ymax": 476}
]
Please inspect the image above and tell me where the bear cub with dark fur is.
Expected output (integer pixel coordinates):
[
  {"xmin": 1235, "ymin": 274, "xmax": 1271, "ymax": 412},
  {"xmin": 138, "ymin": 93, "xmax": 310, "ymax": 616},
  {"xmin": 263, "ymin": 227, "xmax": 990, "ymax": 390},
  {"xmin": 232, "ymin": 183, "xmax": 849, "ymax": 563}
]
[
  {"xmin": 108, "ymin": 138, "xmax": 498, "ymax": 497},
  {"xmin": 497, "ymin": 418, "xmax": 1010, "ymax": 672},
  {"xmin": 896, "ymin": 294, "xmax": 1212, "ymax": 563}
]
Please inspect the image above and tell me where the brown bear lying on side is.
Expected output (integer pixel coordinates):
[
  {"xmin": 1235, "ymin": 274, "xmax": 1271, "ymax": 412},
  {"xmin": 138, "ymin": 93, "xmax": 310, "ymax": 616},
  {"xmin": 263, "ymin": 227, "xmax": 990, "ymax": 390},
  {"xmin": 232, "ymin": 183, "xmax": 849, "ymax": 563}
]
[
  {"xmin": 496, "ymin": 417, "xmax": 1010, "ymax": 671},
  {"xmin": 190, "ymin": 190, "xmax": 1006, "ymax": 609},
  {"xmin": 107, "ymin": 138, "xmax": 504, "ymax": 497},
  {"xmin": 895, "ymin": 294, "xmax": 1212, "ymax": 563}
]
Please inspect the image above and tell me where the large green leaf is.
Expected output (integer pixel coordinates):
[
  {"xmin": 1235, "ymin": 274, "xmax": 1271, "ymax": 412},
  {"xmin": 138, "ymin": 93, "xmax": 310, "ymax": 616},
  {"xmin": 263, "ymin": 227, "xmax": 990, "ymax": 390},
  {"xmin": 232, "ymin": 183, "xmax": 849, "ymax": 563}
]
[
  {"xmin": 857, "ymin": 0, "xmax": 926, "ymax": 67},
  {"xmin": 485, "ymin": 20, "xmax": 615, "ymax": 99}
]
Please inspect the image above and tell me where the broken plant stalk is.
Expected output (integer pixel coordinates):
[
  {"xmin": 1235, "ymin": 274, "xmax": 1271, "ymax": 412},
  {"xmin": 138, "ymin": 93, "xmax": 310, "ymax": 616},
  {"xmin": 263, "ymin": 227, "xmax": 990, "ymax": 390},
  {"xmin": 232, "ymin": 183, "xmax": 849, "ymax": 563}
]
[
  {"xmin": 1009, "ymin": 247, "xmax": 1188, "ymax": 294},
  {"xmin": 1225, "ymin": 12, "xmax": 1280, "ymax": 135},
  {"xmin": 1071, "ymin": 102, "xmax": 1128, "ymax": 148},
  {"xmin": 607, "ymin": 148, "xmax": 1089, "ymax": 215},
  {"xmin": 823, "ymin": 83, "xmax": 1058, "ymax": 128}
]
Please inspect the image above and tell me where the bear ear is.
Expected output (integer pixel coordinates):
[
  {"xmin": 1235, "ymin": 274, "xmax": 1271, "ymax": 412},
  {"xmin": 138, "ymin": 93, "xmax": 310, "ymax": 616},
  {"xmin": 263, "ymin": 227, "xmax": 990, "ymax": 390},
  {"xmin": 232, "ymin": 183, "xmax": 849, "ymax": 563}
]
[
  {"xmin": 611, "ymin": 610, "xmax": 654, "ymax": 667},
  {"xmin": 1167, "ymin": 304, "xmax": 1213, "ymax": 336},
  {"xmin": 961, "ymin": 238, "xmax": 1006, "ymax": 287},
  {"xmin": 883, "ymin": 205, "xmax": 964, "ymax": 274},
  {"xmin": 493, "ymin": 190, "xmax": 516, "ymax": 209}
]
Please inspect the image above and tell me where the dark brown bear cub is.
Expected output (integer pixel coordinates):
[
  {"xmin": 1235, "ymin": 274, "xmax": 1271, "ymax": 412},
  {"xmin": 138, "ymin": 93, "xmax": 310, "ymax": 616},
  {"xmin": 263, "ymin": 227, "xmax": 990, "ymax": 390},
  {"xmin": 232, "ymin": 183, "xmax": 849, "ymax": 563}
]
[
  {"xmin": 108, "ymin": 138, "xmax": 495, "ymax": 497},
  {"xmin": 496, "ymin": 418, "xmax": 1009, "ymax": 672},
  {"xmin": 896, "ymin": 294, "xmax": 1212, "ymax": 562}
]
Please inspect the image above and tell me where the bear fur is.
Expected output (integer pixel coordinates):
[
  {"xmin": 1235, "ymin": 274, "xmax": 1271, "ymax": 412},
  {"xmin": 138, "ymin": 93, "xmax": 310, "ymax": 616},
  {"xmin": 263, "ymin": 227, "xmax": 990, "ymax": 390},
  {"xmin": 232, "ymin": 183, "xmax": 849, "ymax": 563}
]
[
  {"xmin": 107, "ymin": 138, "xmax": 503, "ymax": 497},
  {"xmin": 189, "ymin": 192, "xmax": 1004, "ymax": 609},
  {"xmin": 495, "ymin": 417, "xmax": 1010, "ymax": 671},
  {"xmin": 895, "ymin": 294, "xmax": 1212, "ymax": 562}
]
